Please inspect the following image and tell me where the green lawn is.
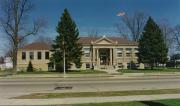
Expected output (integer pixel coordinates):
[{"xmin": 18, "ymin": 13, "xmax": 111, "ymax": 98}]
[
  {"xmin": 76, "ymin": 100, "xmax": 180, "ymax": 106},
  {"xmin": 16, "ymin": 70, "xmax": 107, "ymax": 75},
  {"xmin": 13, "ymin": 88, "xmax": 180, "ymax": 99},
  {"xmin": 67, "ymin": 70, "xmax": 107, "ymax": 74},
  {"xmin": 59, "ymin": 99, "xmax": 180, "ymax": 106},
  {"xmin": 119, "ymin": 68, "xmax": 180, "ymax": 73},
  {"xmin": 19, "ymin": 99, "xmax": 180, "ymax": 106},
  {"xmin": 0, "ymin": 69, "xmax": 14, "ymax": 76}
]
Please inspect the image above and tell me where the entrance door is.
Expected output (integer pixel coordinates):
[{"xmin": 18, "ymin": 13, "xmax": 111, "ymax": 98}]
[{"xmin": 99, "ymin": 49, "xmax": 110, "ymax": 65}]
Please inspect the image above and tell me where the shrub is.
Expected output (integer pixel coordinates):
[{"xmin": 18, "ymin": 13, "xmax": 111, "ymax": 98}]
[
  {"xmin": 127, "ymin": 61, "xmax": 138, "ymax": 69},
  {"xmin": 27, "ymin": 61, "xmax": 33, "ymax": 72}
]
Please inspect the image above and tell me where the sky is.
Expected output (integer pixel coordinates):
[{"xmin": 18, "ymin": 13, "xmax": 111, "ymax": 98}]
[{"xmin": 0, "ymin": 0, "xmax": 180, "ymax": 56}]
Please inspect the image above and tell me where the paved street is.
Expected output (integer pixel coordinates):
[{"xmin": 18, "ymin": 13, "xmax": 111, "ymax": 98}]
[{"xmin": 1, "ymin": 75, "xmax": 180, "ymax": 100}]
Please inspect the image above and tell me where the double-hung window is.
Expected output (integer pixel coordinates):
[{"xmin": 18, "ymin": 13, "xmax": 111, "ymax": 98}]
[
  {"xmin": 29, "ymin": 52, "xmax": 34, "ymax": 60},
  {"xmin": 37, "ymin": 52, "xmax": 42, "ymax": 60},
  {"xmin": 45, "ymin": 52, "xmax": 49, "ymax": 59},
  {"xmin": 22, "ymin": 52, "xmax": 26, "ymax": 60},
  {"xmin": 84, "ymin": 48, "xmax": 90, "ymax": 57},
  {"xmin": 117, "ymin": 48, "xmax": 123, "ymax": 57}
]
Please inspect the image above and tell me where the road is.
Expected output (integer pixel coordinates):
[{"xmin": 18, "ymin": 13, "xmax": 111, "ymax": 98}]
[{"xmin": 1, "ymin": 75, "xmax": 180, "ymax": 99}]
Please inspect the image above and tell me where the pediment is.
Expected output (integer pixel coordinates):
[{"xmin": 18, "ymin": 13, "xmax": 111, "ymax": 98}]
[{"xmin": 94, "ymin": 37, "xmax": 115, "ymax": 45}]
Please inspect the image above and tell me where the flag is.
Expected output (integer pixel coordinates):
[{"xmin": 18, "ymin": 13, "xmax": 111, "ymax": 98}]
[{"xmin": 117, "ymin": 12, "xmax": 125, "ymax": 16}]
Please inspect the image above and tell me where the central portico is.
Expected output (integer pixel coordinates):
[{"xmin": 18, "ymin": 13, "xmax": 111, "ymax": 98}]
[
  {"xmin": 93, "ymin": 48, "xmax": 113, "ymax": 69},
  {"xmin": 99, "ymin": 48, "xmax": 111, "ymax": 65},
  {"xmin": 76, "ymin": 36, "xmax": 139, "ymax": 70}
]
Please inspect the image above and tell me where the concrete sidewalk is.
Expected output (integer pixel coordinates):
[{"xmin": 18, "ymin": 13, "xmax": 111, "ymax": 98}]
[
  {"xmin": 1, "ymin": 72, "xmax": 180, "ymax": 79},
  {"xmin": 0, "ymin": 73, "xmax": 112, "ymax": 79},
  {"xmin": 1, "ymin": 94, "xmax": 180, "ymax": 105}
]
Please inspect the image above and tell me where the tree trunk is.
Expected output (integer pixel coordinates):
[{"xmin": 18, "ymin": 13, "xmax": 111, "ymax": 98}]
[
  {"xmin": 151, "ymin": 63, "xmax": 154, "ymax": 70},
  {"xmin": 13, "ymin": 47, "xmax": 18, "ymax": 73}
]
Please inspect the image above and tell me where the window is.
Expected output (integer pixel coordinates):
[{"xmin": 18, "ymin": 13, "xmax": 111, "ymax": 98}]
[
  {"xmin": 126, "ymin": 53, "xmax": 131, "ymax": 57},
  {"xmin": 37, "ymin": 52, "xmax": 42, "ymax": 60},
  {"xmin": 134, "ymin": 48, "xmax": 138, "ymax": 51},
  {"xmin": 126, "ymin": 48, "xmax": 132, "ymax": 51},
  {"xmin": 118, "ymin": 63, "xmax": 123, "ymax": 68},
  {"xmin": 45, "ymin": 52, "xmax": 49, "ymax": 59},
  {"xmin": 84, "ymin": 48, "xmax": 90, "ymax": 57},
  {"xmin": 117, "ymin": 48, "xmax": 123, "ymax": 52},
  {"xmin": 84, "ymin": 53, "xmax": 90, "ymax": 57},
  {"xmin": 126, "ymin": 48, "xmax": 132, "ymax": 57},
  {"xmin": 22, "ymin": 52, "xmax": 26, "ymax": 60},
  {"xmin": 86, "ymin": 63, "xmax": 90, "ymax": 69},
  {"xmin": 29, "ymin": 52, "xmax": 34, "ymax": 60},
  {"xmin": 117, "ymin": 48, "xmax": 123, "ymax": 57},
  {"xmin": 134, "ymin": 48, "xmax": 139, "ymax": 57},
  {"xmin": 117, "ymin": 53, "xmax": 123, "ymax": 57}
]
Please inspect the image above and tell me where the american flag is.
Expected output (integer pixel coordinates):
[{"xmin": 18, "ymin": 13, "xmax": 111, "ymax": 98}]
[{"xmin": 117, "ymin": 12, "xmax": 125, "ymax": 16}]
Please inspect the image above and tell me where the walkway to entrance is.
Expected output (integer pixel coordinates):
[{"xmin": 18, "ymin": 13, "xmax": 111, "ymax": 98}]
[{"xmin": 100, "ymin": 68, "xmax": 119, "ymax": 74}]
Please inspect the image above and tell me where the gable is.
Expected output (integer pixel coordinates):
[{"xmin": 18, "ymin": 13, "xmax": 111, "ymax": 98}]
[
  {"xmin": 96, "ymin": 39, "xmax": 113, "ymax": 44},
  {"xmin": 94, "ymin": 37, "xmax": 115, "ymax": 45}
]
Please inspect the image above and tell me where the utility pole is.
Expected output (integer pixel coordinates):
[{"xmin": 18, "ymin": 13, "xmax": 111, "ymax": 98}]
[
  {"xmin": 63, "ymin": 49, "xmax": 66, "ymax": 75},
  {"xmin": 63, "ymin": 40, "xmax": 66, "ymax": 77}
]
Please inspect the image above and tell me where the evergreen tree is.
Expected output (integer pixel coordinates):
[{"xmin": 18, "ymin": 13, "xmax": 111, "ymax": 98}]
[
  {"xmin": 27, "ymin": 61, "xmax": 33, "ymax": 72},
  {"xmin": 138, "ymin": 17, "xmax": 168, "ymax": 70},
  {"xmin": 50, "ymin": 9, "xmax": 82, "ymax": 71}
]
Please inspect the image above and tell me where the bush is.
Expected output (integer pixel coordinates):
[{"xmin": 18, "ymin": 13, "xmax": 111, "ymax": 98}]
[
  {"xmin": 166, "ymin": 61, "xmax": 180, "ymax": 68},
  {"xmin": 55, "ymin": 62, "xmax": 65, "ymax": 72},
  {"xmin": 27, "ymin": 61, "xmax": 33, "ymax": 72},
  {"xmin": 127, "ymin": 61, "xmax": 138, "ymax": 69},
  {"xmin": 55, "ymin": 62, "xmax": 72, "ymax": 72}
]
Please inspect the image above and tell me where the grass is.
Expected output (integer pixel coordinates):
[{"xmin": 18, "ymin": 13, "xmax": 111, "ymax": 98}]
[
  {"xmin": 0, "ymin": 68, "xmax": 14, "ymax": 76},
  {"xmin": 119, "ymin": 68, "xmax": 180, "ymax": 73},
  {"xmin": 16, "ymin": 99, "xmax": 180, "ymax": 106},
  {"xmin": 67, "ymin": 70, "xmax": 107, "ymax": 74},
  {"xmin": 27, "ymin": 102, "xmax": 146, "ymax": 106},
  {"xmin": 17, "ymin": 71, "xmax": 60, "ymax": 74},
  {"xmin": 71, "ymin": 100, "xmax": 180, "ymax": 106},
  {"xmin": 17, "ymin": 70, "xmax": 107, "ymax": 75},
  {"xmin": 75, "ymin": 99, "xmax": 180, "ymax": 106},
  {"xmin": 13, "ymin": 88, "xmax": 180, "ymax": 99},
  {"xmin": 65, "ymin": 99, "xmax": 180, "ymax": 106}
]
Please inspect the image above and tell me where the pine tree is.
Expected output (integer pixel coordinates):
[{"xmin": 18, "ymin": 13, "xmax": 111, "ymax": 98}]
[
  {"xmin": 138, "ymin": 17, "xmax": 168, "ymax": 70},
  {"xmin": 27, "ymin": 61, "xmax": 33, "ymax": 72},
  {"xmin": 50, "ymin": 9, "xmax": 82, "ymax": 71}
]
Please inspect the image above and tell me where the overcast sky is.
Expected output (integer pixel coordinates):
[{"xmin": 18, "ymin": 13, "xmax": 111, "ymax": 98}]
[{"xmin": 0, "ymin": 0, "xmax": 180, "ymax": 56}]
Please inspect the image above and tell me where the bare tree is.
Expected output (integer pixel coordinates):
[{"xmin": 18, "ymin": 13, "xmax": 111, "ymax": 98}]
[
  {"xmin": 173, "ymin": 25, "xmax": 180, "ymax": 50},
  {"xmin": 158, "ymin": 21, "xmax": 174, "ymax": 48},
  {"xmin": 0, "ymin": 0, "xmax": 46, "ymax": 72},
  {"xmin": 88, "ymin": 29, "xmax": 99, "ymax": 38},
  {"xmin": 114, "ymin": 23, "xmax": 130, "ymax": 39},
  {"xmin": 116, "ymin": 11, "xmax": 147, "ymax": 41},
  {"xmin": 0, "ymin": 56, "xmax": 4, "ymax": 64}
]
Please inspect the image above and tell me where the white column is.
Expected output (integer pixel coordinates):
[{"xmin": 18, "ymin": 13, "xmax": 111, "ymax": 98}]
[
  {"xmin": 93, "ymin": 48, "xmax": 95, "ymax": 65},
  {"xmin": 97, "ymin": 49, "xmax": 99, "ymax": 66},
  {"xmin": 110, "ymin": 48, "xmax": 112, "ymax": 65},
  {"xmin": 113, "ymin": 48, "xmax": 116, "ymax": 65}
]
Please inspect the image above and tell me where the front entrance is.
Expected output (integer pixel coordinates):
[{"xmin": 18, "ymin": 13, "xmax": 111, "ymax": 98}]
[{"xmin": 99, "ymin": 49, "xmax": 110, "ymax": 65}]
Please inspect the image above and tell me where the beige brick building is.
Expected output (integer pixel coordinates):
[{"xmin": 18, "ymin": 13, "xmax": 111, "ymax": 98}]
[
  {"xmin": 17, "ymin": 36, "xmax": 142, "ymax": 71},
  {"xmin": 17, "ymin": 42, "xmax": 52, "ymax": 71}
]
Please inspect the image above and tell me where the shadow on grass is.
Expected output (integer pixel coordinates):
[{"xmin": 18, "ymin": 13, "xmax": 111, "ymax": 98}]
[{"xmin": 141, "ymin": 101, "xmax": 167, "ymax": 106}]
